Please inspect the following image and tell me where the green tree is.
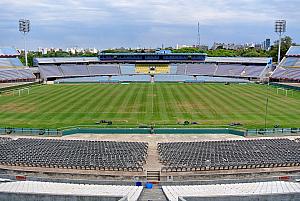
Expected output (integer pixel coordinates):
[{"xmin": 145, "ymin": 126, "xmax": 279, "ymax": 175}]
[{"xmin": 269, "ymin": 36, "xmax": 294, "ymax": 62}]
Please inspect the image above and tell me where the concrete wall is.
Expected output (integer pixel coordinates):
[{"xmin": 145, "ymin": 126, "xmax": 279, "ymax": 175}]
[
  {"xmin": 160, "ymin": 168, "xmax": 300, "ymax": 183},
  {"xmin": 0, "ymin": 193, "xmax": 124, "ymax": 201},
  {"xmin": 181, "ymin": 193, "xmax": 300, "ymax": 201}
]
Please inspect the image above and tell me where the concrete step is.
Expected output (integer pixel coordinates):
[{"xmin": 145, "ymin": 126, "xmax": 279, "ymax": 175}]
[
  {"xmin": 138, "ymin": 186, "xmax": 168, "ymax": 201},
  {"xmin": 147, "ymin": 171, "xmax": 160, "ymax": 181}
]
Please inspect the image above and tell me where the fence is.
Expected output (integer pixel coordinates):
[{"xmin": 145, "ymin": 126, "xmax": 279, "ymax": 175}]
[
  {"xmin": 62, "ymin": 128, "xmax": 245, "ymax": 136},
  {"xmin": 0, "ymin": 128, "xmax": 62, "ymax": 136},
  {"xmin": 2, "ymin": 127, "xmax": 298, "ymax": 137},
  {"xmin": 270, "ymin": 82, "xmax": 300, "ymax": 91},
  {"xmin": 246, "ymin": 128, "xmax": 300, "ymax": 136}
]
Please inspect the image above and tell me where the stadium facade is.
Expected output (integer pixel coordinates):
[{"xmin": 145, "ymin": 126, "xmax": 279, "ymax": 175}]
[
  {"xmin": 0, "ymin": 47, "xmax": 300, "ymax": 201},
  {"xmin": 34, "ymin": 51, "xmax": 273, "ymax": 82}
]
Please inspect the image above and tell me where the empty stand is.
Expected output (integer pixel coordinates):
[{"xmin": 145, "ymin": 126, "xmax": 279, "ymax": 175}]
[
  {"xmin": 0, "ymin": 68, "xmax": 35, "ymax": 82},
  {"xmin": 176, "ymin": 64, "xmax": 187, "ymax": 75},
  {"xmin": 39, "ymin": 65, "xmax": 63, "ymax": 79},
  {"xmin": 271, "ymin": 46, "xmax": 300, "ymax": 81},
  {"xmin": 115, "ymin": 75, "xmax": 150, "ymax": 82},
  {"xmin": 158, "ymin": 139, "xmax": 300, "ymax": 172},
  {"xmin": 154, "ymin": 75, "xmax": 193, "ymax": 82},
  {"xmin": 0, "ymin": 138, "xmax": 148, "ymax": 171},
  {"xmin": 215, "ymin": 64, "xmax": 245, "ymax": 77},
  {"xmin": 39, "ymin": 63, "xmax": 267, "ymax": 80},
  {"xmin": 169, "ymin": 65, "xmax": 177, "ymax": 74},
  {"xmin": 88, "ymin": 65, "xmax": 120, "ymax": 75},
  {"xmin": 39, "ymin": 65, "xmax": 120, "ymax": 79},
  {"xmin": 0, "ymin": 58, "xmax": 23, "ymax": 67},
  {"xmin": 186, "ymin": 64, "xmax": 217, "ymax": 75},
  {"xmin": 281, "ymin": 57, "xmax": 300, "ymax": 67},
  {"xmin": 60, "ymin": 65, "xmax": 90, "ymax": 76},
  {"xmin": 272, "ymin": 67, "xmax": 300, "ymax": 81},
  {"xmin": 120, "ymin": 65, "xmax": 136, "ymax": 75},
  {"xmin": 242, "ymin": 66, "xmax": 265, "ymax": 77}
]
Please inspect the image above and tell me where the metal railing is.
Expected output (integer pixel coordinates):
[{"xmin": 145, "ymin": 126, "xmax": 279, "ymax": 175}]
[
  {"xmin": 0, "ymin": 127, "xmax": 62, "ymax": 136},
  {"xmin": 246, "ymin": 128, "xmax": 300, "ymax": 136}
]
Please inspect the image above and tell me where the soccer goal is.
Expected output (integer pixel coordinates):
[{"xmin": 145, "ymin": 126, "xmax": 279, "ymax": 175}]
[
  {"xmin": 13, "ymin": 87, "xmax": 30, "ymax": 96},
  {"xmin": 276, "ymin": 87, "xmax": 294, "ymax": 97}
]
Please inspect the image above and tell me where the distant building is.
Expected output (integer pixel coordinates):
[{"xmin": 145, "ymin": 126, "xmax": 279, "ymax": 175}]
[
  {"xmin": 176, "ymin": 44, "xmax": 208, "ymax": 51},
  {"xmin": 262, "ymin": 39, "xmax": 271, "ymax": 50},
  {"xmin": 211, "ymin": 43, "xmax": 237, "ymax": 50}
]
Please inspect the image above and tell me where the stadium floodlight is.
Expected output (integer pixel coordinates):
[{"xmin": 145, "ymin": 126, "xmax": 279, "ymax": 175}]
[
  {"xmin": 19, "ymin": 19, "xmax": 30, "ymax": 66},
  {"xmin": 275, "ymin": 20, "xmax": 286, "ymax": 64}
]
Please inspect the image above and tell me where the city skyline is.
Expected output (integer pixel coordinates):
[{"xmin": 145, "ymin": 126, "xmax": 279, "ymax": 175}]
[{"xmin": 0, "ymin": 0, "xmax": 299, "ymax": 49}]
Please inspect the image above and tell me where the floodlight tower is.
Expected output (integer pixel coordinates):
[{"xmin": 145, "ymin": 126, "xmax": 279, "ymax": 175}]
[
  {"xmin": 19, "ymin": 19, "xmax": 30, "ymax": 66},
  {"xmin": 197, "ymin": 22, "xmax": 201, "ymax": 50},
  {"xmin": 275, "ymin": 20, "xmax": 286, "ymax": 64}
]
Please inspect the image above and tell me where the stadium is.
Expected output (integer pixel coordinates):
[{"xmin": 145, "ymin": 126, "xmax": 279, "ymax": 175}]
[{"xmin": 0, "ymin": 46, "xmax": 300, "ymax": 200}]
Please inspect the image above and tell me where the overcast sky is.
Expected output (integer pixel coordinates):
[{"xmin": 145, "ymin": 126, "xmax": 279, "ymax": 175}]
[{"xmin": 0, "ymin": 0, "xmax": 299, "ymax": 50}]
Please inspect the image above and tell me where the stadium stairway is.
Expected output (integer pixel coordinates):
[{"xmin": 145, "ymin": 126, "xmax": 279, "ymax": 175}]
[
  {"xmin": 144, "ymin": 142, "xmax": 162, "ymax": 179},
  {"xmin": 147, "ymin": 171, "xmax": 160, "ymax": 181},
  {"xmin": 138, "ymin": 186, "xmax": 168, "ymax": 201}
]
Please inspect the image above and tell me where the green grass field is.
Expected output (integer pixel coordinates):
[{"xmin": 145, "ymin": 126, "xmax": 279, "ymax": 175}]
[{"xmin": 0, "ymin": 83, "xmax": 299, "ymax": 129}]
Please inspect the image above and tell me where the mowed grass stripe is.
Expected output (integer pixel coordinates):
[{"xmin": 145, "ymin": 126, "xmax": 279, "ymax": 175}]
[
  {"xmin": 137, "ymin": 84, "xmax": 149, "ymax": 124},
  {"xmin": 209, "ymin": 85, "xmax": 264, "ymax": 121},
  {"xmin": 1, "ymin": 85, "xmax": 83, "ymax": 123},
  {"xmin": 235, "ymin": 85, "xmax": 298, "ymax": 121},
  {"xmin": 44, "ymin": 85, "xmax": 98, "ymax": 123},
  {"xmin": 0, "ymin": 83, "xmax": 299, "ymax": 128},
  {"xmin": 202, "ymin": 85, "xmax": 240, "ymax": 119},
  {"xmin": 115, "ymin": 84, "xmax": 142, "ymax": 124},
  {"xmin": 154, "ymin": 84, "xmax": 170, "ymax": 124},
  {"xmin": 176, "ymin": 84, "xmax": 201, "ymax": 120},
  {"xmin": 170, "ymin": 84, "xmax": 191, "ymax": 120}
]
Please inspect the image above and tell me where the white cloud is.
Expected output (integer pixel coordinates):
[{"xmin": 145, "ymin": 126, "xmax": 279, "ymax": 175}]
[
  {"xmin": 0, "ymin": 0, "xmax": 299, "ymax": 48},
  {"xmin": 1, "ymin": 0, "xmax": 299, "ymax": 26}
]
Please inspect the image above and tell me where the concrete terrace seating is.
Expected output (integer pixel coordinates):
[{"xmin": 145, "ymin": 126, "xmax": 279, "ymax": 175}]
[
  {"xmin": 60, "ymin": 65, "xmax": 90, "ymax": 77},
  {"xmin": 272, "ymin": 67, "xmax": 300, "ymax": 80},
  {"xmin": 281, "ymin": 57, "xmax": 300, "ymax": 67},
  {"xmin": 158, "ymin": 139, "xmax": 300, "ymax": 172},
  {"xmin": 0, "ymin": 58, "xmax": 24, "ymax": 67},
  {"xmin": 169, "ymin": 65, "xmax": 178, "ymax": 74},
  {"xmin": 0, "ymin": 181, "xmax": 143, "ymax": 201},
  {"xmin": 39, "ymin": 65, "xmax": 120, "ymax": 79},
  {"xmin": 39, "ymin": 65, "xmax": 63, "ymax": 78},
  {"xmin": 162, "ymin": 181, "xmax": 300, "ymax": 201},
  {"xmin": 242, "ymin": 66, "xmax": 265, "ymax": 77},
  {"xmin": 120, "ymin": 64, "xmax": 136, "ymax": 74},
  {"xmin": 18, "ymin": 69, "xmax": 36, "ymax": 79},
  {"xmin": 88, "ymin": 65, "xmax": 120, "ymax": 75},
  {"xmin": 55, "ymin": 76, "xmax": 112, "ymax": 83},
  {"xmin": 154, "ymin": 74, "xmax": 193, "ymax": 82},
  {"xmin": 215, "ymin": 64, "xmax": 245, "ymax": 77},
  {"xmin": 0, "ymin": 68, "xmax": 35, "ymax": 82},
  {"xmin": 176, "ymin": 64, "xmax": 187, "ymax": 75},
  {"xmin": 176, "ymin": 64, "xmax": 264, "ymax": 78},
  {"xmin": 0, "ymin": 138, "xmax": 148, "ymax": 171},
  {"xmin": 114, "ymin": 75, "xmax": 150, "ymax": 82},
  {"xmin": 186, "ymin": 64, "xmax": 217, "ymax": 75}
]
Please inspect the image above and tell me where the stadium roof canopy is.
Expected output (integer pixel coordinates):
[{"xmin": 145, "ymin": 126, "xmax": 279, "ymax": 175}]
[
  {"xmin": 0, "ymin": 47, "xmax": 20, "ymax": 57},
  {"xmin": 286, "ymin": 46, "xmax": 300, "ymax": 57},
  {"xmin": 33, "ymin": 57, "xmax": 100, "ymax": 66},
  {"xmin": 205, "ymin": 57, "xmax": 272, "ymax": 65},
  {"xmin": 0, "ymin": 58, "xmax": 24, "ymax": 67}
]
